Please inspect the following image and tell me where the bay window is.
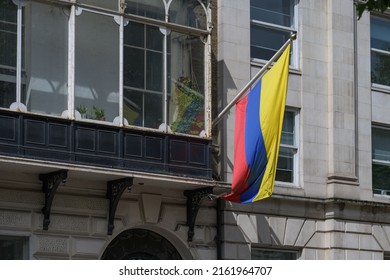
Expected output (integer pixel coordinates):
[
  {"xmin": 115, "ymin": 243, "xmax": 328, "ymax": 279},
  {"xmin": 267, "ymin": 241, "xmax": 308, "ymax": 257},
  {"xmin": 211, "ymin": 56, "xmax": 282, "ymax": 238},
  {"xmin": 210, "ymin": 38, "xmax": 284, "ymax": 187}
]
[{"xmin": 0, "ymin": 0, "xmax": 211, "ymax": 137}]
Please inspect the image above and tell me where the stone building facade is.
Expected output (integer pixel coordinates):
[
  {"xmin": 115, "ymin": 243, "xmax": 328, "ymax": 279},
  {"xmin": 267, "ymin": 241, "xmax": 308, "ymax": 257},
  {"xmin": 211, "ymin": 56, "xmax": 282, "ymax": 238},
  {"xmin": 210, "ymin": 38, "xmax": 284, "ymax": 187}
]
[{"xmin": 217, "ymin": 0, "xmax": 390, "ymax": 259}]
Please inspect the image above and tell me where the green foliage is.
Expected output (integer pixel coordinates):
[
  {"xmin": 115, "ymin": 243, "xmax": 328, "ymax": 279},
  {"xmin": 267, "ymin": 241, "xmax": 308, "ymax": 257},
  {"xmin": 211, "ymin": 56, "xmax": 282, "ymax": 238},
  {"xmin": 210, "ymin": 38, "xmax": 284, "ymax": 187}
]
[
  {"xmin": 92, "ymin": 106, "xmax": 105, "ymax": 121},
  {"xmin": 357, "ymin": 0, "xmax": 390, "ymax": 19},
  {"xmin": 76, "ymin": 104, "xmax": 87, "ymax": 114},
  {"xmin": 76, "ymin": 104, "xmax": 105, "ymax": 121}
]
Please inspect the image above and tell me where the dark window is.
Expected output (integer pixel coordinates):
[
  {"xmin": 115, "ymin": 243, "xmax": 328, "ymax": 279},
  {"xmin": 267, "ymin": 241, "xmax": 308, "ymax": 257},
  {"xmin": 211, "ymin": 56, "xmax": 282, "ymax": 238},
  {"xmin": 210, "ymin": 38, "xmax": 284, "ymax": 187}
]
[
  {"xmin": 371, "ymin": 16, "xmax": 390, "ymax": 87},
  {"xmin": 0, "ymin": 236, "xmax": 28, "ymax": 260},
  {"xmin": 372, "ymin": 126, "xmax": 390, "ymax": 195},
  {"xmin": 252, "ymin": 248, "xmax": 298, "ymax": 260},
  {"xmin": 250, "ymin": 0, "xmax": 296, "ymax": 63}
]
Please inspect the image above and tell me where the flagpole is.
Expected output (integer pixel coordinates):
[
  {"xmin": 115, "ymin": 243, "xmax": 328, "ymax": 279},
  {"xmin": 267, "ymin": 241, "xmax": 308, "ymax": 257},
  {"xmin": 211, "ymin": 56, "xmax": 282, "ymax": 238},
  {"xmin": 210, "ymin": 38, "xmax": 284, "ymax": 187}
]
[{"xmin": 212, "ymin": 33, "xmax": 297, "ymax": 128}]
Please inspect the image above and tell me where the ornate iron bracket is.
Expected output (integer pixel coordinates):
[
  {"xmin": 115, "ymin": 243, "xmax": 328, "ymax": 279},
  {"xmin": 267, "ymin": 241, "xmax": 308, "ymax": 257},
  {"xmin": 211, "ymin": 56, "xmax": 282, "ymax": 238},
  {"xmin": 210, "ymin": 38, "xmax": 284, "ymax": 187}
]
[
  {"xmin": 39, "ymin": 170, "xmax": 68, "ymax": 230},
  {"xmin": 106, "ymin": 177, "xmax": 133, "ymax": 235},
  {"xmin": 183, "ymin": 187, "xmax": 213, "ymax": 242}
]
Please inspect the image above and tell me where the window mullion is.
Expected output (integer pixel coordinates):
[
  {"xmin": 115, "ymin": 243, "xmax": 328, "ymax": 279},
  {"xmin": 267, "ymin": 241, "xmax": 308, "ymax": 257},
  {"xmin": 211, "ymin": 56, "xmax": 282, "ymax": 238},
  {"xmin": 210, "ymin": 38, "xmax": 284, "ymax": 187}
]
[
  {"xmin": 163, "ymin": 28, "xmax": 168, "ymax": 130},
  {"xmin": 16, "ymin": 2, "xmax": 22, "ymax": 104},
  {"xmin": 67, "ymin": 5, "xmax": 76, "ymax": 119},
  {"xmin": 118, "ymin": 16, "xmax": 125, "ymax": 126}
]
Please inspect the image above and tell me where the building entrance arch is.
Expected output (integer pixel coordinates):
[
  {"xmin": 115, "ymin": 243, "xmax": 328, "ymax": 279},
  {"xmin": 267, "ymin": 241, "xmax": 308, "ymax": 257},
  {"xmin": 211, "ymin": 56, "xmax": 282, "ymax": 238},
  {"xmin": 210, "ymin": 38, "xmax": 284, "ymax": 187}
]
[{"xmin": 101, "ymin": 228, "xmax": 182, "ymax": 260}]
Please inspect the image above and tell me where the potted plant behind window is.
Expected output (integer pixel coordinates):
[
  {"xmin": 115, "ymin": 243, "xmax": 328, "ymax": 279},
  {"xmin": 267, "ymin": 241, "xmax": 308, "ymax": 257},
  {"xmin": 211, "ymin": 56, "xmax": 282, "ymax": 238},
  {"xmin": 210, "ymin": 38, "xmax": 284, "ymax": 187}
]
[
  {"xmin": 75, "ymin": 105, "xmax": 105, "ymax": 121},
  {"xmin": 76, "ymin": 104, "xmax": 87, "ymax": 119},
  {"xmin": 92, "ymin": 106, "xmax": 105, "ymax": 121},
  {"xmin": 171, "ymin": 76, "xmax": 204, "ymax": 135}
]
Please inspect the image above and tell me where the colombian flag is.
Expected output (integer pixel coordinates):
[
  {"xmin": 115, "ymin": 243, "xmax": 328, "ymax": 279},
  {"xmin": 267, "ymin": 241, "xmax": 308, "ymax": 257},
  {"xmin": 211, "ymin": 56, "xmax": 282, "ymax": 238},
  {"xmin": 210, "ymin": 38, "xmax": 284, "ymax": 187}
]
[{"xmin": 224, "ymin": 45, "xmax": 290, "ymax": 203}]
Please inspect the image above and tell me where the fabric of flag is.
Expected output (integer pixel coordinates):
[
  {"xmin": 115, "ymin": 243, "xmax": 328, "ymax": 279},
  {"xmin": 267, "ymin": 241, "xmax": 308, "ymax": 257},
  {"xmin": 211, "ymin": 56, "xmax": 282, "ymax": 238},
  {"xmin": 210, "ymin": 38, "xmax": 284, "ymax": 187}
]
[{"xmin": 224, "ymin": 44, "xmax": 290, "ymax": 203}]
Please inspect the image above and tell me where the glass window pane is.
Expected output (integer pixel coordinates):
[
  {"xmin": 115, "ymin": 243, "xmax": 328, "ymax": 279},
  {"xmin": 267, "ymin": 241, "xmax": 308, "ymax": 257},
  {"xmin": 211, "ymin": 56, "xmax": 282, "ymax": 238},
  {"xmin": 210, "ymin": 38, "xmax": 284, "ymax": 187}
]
[
  {"xmin": 78, "ymin": 0, "xmax": 119, "ymax": 10},
  {"xmin": 252, "ymin": 249, "xmax": 297, "ymax": 260},
  {"xmin": 169, "ymin": 0, "xmax": 208, "ymax": 30},
  {"xmin": 124, "ymin": 47, "xmax": 144, "ymax": 88},
  {"xmin": 250, "ymin": 0, "xmax": 293, "ymax": 27},
  {"xmin": 373, "ymin": 163, "xmax": 390, "ymax": 195},
  {"xmin": 125, "ymin": 0, "xmax": 165, "ymax": 21},
  {"xmin": 146, "ymin": 50, "xmax": 162, "ymax": 91},
  {"xmin": 146, "ymin": 25, "xmax": 163, "ymax": 51},
  {"xmin": 281, "ymin": 111, "xmax": 295, "ymax": 145},
  {"xmin": 0, "ymin": 0, "xmax": 17, "ymax": 67},
  {"xmin": 144, "ymin": 92, "xmax": 162, "ymax": 128},
  {"xmin": 124, "ymin": 21, "xmax": 144, "ymax": 47},
  {"xmin": 371, "ymin": 51, "xmax": 390, "ymax": 86},
  {"xmin": 23, "ymin": 2, "xmax": 68, "ymax": 116},
  {"xmin": 123, "ymin": 88, "xmax": 143, "ymax": 126},
  {"xmin": 123, "ymin": 89, "xmax": 162, "ymax": 129},
  {"xmin": 372, "ymin": 127, "xmax": 390, "ymax": 162},
  {"xmin": 0, "ymin": 236, "xmax": 28, "ymax": 260},
  {"xmin": 251, "ymin": 24, "xmax": 290, "ymax": 60},
  {"xmin": 371, "ymin": 17, "xmax": 390, "ymax": 87},
  {"xmin": 75, "ymin": 11, "xmax": 119, "ymax": 122},
  {"xmin": 168, "ymin": 31, "xmax": 205, "ymax": 135},
  {"xmin": 371, "ymin": 17, "xmax": 390, "ymax": 51},
  {"xmin": 276, "ymin": 146, "xmax": 294, "ymax": 183},
  {"xmin": 0, "ymin": 0, "xmax": 17, "ymax": 108}
]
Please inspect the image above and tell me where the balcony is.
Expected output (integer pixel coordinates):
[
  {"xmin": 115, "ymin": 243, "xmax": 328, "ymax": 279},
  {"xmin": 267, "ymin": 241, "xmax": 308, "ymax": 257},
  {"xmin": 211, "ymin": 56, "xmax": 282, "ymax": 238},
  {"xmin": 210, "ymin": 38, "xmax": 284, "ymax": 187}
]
[{"xmin": 0, "ymin": 110, "xmax": 212, "ymax": 179}]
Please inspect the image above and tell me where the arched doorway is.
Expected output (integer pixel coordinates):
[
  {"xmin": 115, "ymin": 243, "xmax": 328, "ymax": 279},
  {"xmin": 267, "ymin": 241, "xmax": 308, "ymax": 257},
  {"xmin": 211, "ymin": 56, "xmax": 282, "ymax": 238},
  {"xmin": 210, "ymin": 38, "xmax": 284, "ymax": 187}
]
[{"xmin": 101, "ymin": 229, "xmax": 182, "ymax": 260}]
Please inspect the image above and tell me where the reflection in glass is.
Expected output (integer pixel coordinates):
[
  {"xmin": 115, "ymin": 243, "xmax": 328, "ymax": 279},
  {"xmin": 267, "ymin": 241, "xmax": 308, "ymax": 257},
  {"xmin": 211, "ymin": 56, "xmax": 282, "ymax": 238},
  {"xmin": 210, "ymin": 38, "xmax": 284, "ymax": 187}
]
[
  {"xmin": 250, "ymin": 0, "xmax": 293, "ymax": 27},
  {"xmin": 251, "ymin": 25, "xmax": 290, "ymax": 61},
  {"xmin": 123, "ymin": 21, "xmax": 163, "ymax": 129},
  {"xmin": 371, "ymin": 17, "xmax": 390, "ymax": 87},
  {"xmin": 168, "ymin": 31, "xmax": 205, "ymax": 135},
  {"xmin": 24, "ymin": 1, "xmax": 68, "ymax": 116},
  {"xmin": 169, "ymin": 0, "xmax": 208, "ymax": 30},
  {"xmin": 123, "ymin": 88, "xmax": 162, "ymax": 128},
  {"xmin": 125, "ymin": 0, "xmax": 165, "ymax": 21},
  {"xmin": 276, "ymin": 146, "xmax": 294, "ymax": 183},
  {"xmin": 371, "ymin": 51, "xmax": 390, "ymax": 87},
  {"xmin": 75, "ymin": 11, "xmax": 119, "ymax": 122},
  {"xmin": 77, "ymin": 0, "xmax": 119, "ymax": 10}
]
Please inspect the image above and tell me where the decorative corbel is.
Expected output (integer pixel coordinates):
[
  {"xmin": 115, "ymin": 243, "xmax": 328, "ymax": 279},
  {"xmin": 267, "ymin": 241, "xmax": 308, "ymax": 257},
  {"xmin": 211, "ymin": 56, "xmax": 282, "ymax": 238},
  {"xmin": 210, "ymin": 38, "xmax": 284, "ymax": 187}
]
[
  {"xmin": 39, "ymin": 170, "xmax": 68, "ymax": 230},
  {"xmin": 183, "ymin": 187, "xmax": 213, "ymax": 242},
  {"xmin": 106, "ymin": 177, "xmax": 133, "ymax": 235}
]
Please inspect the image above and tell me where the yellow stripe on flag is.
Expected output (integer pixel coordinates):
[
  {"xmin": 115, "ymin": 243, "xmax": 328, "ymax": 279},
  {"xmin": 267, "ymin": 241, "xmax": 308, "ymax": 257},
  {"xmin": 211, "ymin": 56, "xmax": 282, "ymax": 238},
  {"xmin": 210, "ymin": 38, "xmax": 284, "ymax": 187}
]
[{"xmin": 253, "ymin": 44, "xmax": 291, "ymax": 202}]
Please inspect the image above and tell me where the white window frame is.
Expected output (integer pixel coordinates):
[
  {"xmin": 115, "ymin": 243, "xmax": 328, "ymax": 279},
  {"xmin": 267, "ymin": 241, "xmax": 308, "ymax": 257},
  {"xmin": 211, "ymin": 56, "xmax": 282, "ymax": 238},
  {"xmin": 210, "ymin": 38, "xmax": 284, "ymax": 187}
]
[
  {"xmin": 275, "ymin": 108, "xmax": 299, "ymax": 187},
  {"xmin": 250, "ymin": 0, "xmax": 298, "ymax": 69}
]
